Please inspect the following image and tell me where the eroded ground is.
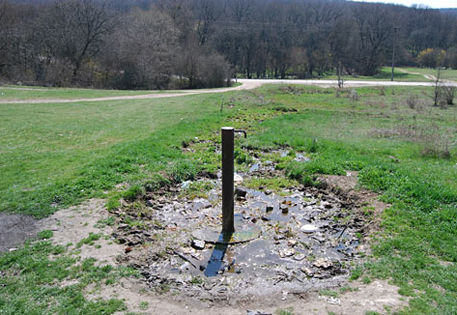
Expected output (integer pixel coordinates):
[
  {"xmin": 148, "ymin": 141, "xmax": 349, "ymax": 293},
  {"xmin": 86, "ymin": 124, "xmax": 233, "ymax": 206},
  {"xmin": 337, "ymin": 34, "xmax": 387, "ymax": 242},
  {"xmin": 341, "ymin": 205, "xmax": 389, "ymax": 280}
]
[{"xmin": 0, "ymin": 145, "xmax": 409, "ymax": 314}]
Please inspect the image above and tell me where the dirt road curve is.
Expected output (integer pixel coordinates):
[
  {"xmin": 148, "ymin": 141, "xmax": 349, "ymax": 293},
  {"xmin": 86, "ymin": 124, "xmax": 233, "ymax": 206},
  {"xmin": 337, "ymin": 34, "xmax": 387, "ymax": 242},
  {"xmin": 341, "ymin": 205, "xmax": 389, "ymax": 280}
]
[{"xmin": 1, "ymin": 79, "xmax": 456, "ymax": 104}]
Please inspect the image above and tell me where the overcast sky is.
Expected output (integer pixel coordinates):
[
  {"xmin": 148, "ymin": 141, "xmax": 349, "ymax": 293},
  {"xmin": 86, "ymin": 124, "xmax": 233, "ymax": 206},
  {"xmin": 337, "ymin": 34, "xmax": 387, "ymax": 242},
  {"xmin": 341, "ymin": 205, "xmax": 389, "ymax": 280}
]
[{"xmin": 349, "ymin": 0, "xmax": 457, "ymax": 9}]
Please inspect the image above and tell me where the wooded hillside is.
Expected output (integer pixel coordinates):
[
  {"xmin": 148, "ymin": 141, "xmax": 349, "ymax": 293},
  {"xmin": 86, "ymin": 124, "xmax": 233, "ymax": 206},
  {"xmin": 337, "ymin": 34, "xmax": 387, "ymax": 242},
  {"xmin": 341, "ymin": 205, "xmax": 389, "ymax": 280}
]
[{"xmin": 1, "ymin": 0, "xmax": 456, "ymax": 89}]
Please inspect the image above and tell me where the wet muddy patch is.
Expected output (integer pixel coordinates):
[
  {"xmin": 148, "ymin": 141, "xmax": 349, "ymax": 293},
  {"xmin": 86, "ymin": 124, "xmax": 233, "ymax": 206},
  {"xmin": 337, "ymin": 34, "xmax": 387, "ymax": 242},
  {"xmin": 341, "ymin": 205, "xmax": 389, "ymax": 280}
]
[
  {"xmin": 0, "ymin": 213, "xmax": 54, "ymax": 252},
  {"xmin": 110, "ymin": 147, "xmax": 384, "ymax": 303}
]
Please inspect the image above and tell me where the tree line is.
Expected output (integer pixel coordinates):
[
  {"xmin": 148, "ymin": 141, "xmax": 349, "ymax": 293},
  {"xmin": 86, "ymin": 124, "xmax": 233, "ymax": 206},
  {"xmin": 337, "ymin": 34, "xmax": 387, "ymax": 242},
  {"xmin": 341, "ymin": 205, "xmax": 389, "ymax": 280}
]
[{"xmin": 0, "ymin": 0, "xmax": 456, "ymax": 89}]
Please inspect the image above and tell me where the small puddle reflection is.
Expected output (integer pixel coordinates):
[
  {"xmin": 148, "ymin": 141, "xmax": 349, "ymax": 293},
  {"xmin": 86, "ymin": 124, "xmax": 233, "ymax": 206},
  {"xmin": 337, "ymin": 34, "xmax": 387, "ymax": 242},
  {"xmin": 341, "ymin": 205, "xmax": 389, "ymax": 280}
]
[{"xmin": 204, "ymin": 232, "xmax": 233, "ymax": 277}]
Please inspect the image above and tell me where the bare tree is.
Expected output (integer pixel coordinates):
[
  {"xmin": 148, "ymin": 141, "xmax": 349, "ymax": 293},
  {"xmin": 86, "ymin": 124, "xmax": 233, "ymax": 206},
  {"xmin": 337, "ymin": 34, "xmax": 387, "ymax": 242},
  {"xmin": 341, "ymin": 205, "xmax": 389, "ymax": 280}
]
[
  {"xmin": 48, "ymin": 0, "xmax": 118, "ymax": 85},
  {"xmin": 113, "ymin": 8, "xmax": 179, "ymax": 89},
  {"xmin": 433, "ymin": 68, "xmax": 442, "ymax": 107},
  {"xmin": 352, "ymin": 4, "xmax": 393, "ymax": 76}
]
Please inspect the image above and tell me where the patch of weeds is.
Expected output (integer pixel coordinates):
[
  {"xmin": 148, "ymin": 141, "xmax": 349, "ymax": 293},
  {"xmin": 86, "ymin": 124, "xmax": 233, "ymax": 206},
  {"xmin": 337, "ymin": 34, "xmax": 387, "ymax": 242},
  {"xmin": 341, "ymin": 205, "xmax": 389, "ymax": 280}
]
[
  {"xmin": 277, "ymin": 307, "xmax": 294, "ymax": 315},
  {"xmin": 319, "ymin": 289, "xmax": 340, "ymax": 298},
  {"xmin": 180, "ymin": 180, "xmax": 215, "ymax": 199},
  {"xmin": 361, "ymin": 206, "xmax": 375, "ymax": 218},
  {"xmin": 285, "ymin": 159, "xmax": 344, "ymax": 187},
  {"xmin": 76, "ymin": 233, "xmax": 102, "ymax": 248},
  {"xmin": 190, "ymin": 276, "xmax": 204, "ymax": 285},
  {"xmin": 300, "ymin": 174, "xmax": 321, "ymax": 187},
  {"xmin": 139, "ymin": 301, "xmax": 149, "ymax": 311},
  {"xmin": 143, "ymin": 173, "xmax": 170, "ymax": 192},
  {"xmin": 244, "ymin": 177, "xmax": 299, "ymax": 193},
  {"xmin": 350, "ymin": 266, "xmax": 364, "ymax": 281},
  {"xmin": 167, "ymin": 160, "xmax": 198, "ymax": 183},
  {"xmin": 340, "ymin": 286, "xmax": 359, "ymax": 293},
  {"xmin": 362, "ymin": 276, "xmax": 372, "ymax": 284},
  {"xmin": 106, "ymin": 194, "xmax": 121, "ymax": 210},
  {"xmin": 37, "ymin": 230, "xmax": 53, "ymax": 240},
  {"xmin": 365, "ymin": 312, "xmax": 382, "ymax": 315},
  {"xmin": 123, "ymin": 185, "xmax": 145, "ymax": 202},
  {"xmin": 158, "ymin": 283, "xmax": 171, "ymax": 293},
  {"xmin": 235, "ymin": 148, "xmax": 253, "ymax": 165},
  {"xmin": 95, "ymin": 216, "xmax": 116, "ymax": 228}
]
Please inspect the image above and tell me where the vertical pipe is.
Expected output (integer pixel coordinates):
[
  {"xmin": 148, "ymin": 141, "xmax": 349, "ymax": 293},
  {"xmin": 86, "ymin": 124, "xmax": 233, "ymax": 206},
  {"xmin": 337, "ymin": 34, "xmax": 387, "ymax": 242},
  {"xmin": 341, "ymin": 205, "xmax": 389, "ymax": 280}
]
[{"xmin": 221, "ymin": 127, "xmax": 235, "ymax": 234}]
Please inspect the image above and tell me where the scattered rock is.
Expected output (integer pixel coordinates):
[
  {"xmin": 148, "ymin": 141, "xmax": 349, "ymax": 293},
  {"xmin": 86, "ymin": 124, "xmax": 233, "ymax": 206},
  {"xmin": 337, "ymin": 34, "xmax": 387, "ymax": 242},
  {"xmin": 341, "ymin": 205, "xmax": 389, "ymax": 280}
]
[
  {"xmin": 301, "ymin": 224, "xmax": 318, "ymax": 233},
  {"xmin": 313, "ymin": 258, "xmax": 333, "ymax": 269},
  {"xmin": 191, "ymin": 239, "xmax": 205, "ymax": 250},
  {"xmin": 279, "ymin": 248, "xmax": 295, "ymax": 258},
  {"xmin": 287, "ymin": 239, "xmax": 297, "ymax": 247},
  {"xmin": 301, "ymin": 266, "xmax": 314, "ymax": 277},
  {"xmin": 235, "ymin": 187, "xmax": 247, "ymax": 197},
  {"xmin": 293, "ymin": 254, "xmax": 305, "ymax": 261},
  {"xmin": 265, "ymin": 205, "xmax": 274, "ymax": 212},
  {"xmin": 146, "ymin": 199, "xmax": 154, "ymax": 207},
  {"xmin": 326, "ymin": 296, "xmax": 341, "ymax": 305},
  {"xmin": 274, "ymin": 235, "xmax": 285, "ymax": 241},
  {"xmin": 234, "ymin": 174, "xmax": 243, "ymax": 183}
]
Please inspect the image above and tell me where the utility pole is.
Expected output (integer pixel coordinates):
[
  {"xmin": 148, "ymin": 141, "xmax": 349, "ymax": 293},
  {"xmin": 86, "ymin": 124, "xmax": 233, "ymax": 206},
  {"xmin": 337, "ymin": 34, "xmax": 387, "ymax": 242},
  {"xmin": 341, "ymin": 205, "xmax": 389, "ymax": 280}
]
[{"xmin": 391, "ymin": 27, "xmax": 398, "ymax": 81}]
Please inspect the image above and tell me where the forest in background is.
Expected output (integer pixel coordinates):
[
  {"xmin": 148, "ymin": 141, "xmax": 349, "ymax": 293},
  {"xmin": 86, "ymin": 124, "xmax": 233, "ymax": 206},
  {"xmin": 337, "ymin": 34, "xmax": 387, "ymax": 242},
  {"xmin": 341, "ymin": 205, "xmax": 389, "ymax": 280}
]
[{"xmin": 0, "ymin": 0, "xmax": 456, "ymax": 89}]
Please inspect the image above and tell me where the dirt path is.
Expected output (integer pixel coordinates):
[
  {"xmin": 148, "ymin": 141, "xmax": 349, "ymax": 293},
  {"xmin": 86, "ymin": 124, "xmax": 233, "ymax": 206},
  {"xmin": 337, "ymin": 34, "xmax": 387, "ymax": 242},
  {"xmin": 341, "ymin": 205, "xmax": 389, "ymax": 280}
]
[{"xmin": 2, "ymin": 79, "xmax": 456, "ymax": 104}]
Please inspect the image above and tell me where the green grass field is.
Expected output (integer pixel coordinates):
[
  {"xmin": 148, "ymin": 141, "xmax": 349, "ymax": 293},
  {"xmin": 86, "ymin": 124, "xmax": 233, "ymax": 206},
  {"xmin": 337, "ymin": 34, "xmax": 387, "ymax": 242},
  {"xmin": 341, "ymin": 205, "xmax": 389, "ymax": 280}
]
[
  {"xmin": 0, "ymin": 85, "xmax": 173, "ymax": 101},
  {"xmin": 1, "ymin": 84, "xmax": 456, "ymax": 314},
  {"xmin": 322, "ymin": 66, "xmax": 457, "ymax": 82},
  {"xmin": 398, "ymin": 67, "xmax": 457, "ymax": 81}
]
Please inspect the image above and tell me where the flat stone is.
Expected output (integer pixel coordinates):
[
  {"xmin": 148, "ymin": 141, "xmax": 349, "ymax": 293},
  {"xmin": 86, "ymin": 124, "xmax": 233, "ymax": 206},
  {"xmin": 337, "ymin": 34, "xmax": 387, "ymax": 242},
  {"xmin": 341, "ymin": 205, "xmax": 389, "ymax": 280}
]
[
  {"xmin": 293, "ymin": 254, "xmax": 305, "ymax": 261},
  {"xmin": 301, "ymin": 224, "xmax": 318, "ymax": 233}
]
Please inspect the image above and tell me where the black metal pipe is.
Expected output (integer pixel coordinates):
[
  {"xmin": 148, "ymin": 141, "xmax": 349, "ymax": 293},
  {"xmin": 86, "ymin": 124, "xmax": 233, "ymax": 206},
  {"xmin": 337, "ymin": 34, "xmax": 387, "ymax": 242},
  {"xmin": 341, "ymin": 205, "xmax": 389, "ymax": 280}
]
[{"xmin": 221, "ymin": 127, "xmax": 235, "ymax": 233}]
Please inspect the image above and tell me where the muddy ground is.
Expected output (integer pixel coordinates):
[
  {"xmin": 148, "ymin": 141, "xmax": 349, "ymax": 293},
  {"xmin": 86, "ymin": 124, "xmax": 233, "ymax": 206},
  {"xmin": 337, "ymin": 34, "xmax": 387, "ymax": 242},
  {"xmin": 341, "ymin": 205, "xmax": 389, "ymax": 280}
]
[{"xmin": 0, "ymin": 147, "xmax": 409, "ymax": 314}]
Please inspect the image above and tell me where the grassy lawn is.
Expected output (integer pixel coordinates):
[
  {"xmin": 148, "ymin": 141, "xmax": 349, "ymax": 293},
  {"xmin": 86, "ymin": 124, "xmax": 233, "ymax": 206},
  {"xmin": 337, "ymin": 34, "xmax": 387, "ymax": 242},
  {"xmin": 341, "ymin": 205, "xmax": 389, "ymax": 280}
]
[
  {"xmin": 0, "ymin": 85, "xmax": 172, "ymax": 101},
  {"xmin": 398, "ymin": 67, "xmax": 457, "ymax": 81},
  {"xmin": 323, "ymin": 66, "xmax": 457, "ymax": 82},
  {"xmin": 322, "ymin": 67, "xmax": 430, "ymax": 81},
  {"xmin": 1, "ymin": 84, "xmax": 456, "ymax": 314}
]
